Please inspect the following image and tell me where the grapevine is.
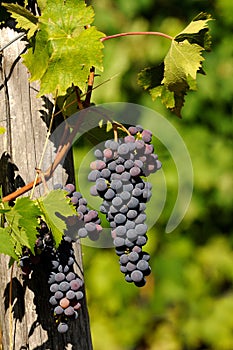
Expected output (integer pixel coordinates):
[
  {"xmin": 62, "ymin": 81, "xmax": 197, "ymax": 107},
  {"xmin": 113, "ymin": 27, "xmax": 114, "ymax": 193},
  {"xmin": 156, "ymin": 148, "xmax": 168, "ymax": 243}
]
[{"xmin": 0, "ymin": 0, "xmax": 213, "ymax": 343}]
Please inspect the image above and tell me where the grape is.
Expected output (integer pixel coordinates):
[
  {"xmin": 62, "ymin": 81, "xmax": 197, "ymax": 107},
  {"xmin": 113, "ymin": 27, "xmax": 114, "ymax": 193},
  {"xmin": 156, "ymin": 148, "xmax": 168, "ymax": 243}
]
[
  {"xmin": 103, "ymin": 148, "xmax": 113, "ymax": 159},
  {"xmin": 108, "ymin": 160, "xmax": 117, "ymax": 171},
  {"xmin": 112, "ymin": 197, "xmax": 123, "ymax": 207},
  {"xmin": 110, "ymin": 179, "xmax": 123, "ymax": 192},
  {"xmin": 120, "ymin": 265, "xmax": 128, "ymax": 273},
  {"xmin": 114, "ymin": 226, "xmax": 126, "ymax": 237},
  {"xmin": 131, "ymin": 270, "xmax": 144, "ymax": 283},
  {"xmin": 54, "ymin": 306, "xmax": 64, "ymax": 315},
  {"xmin": 126, "ymin": 229, "xmax": 137, "ymax": 241},
  {"xmin": 127, "ymin": 210, "xmax": 138, "ymax": 219},
  {"xmin": 116, "ymin": 164, "xmax": 125, "ymax": 173},
  {"xmin": 104, "ymin": 188, "xmax": 115, "ymax": 200},
  {"xmin": 113, "ymin": 237, "xmax": 125, "ymax": 247},
  {"xmin": 118, "ymin": 143, "xmax": 130, "ymax": 155},
  {"xmin": 126, "ymin": 262, "xmax": 137, "ymax": 272},
  {"xmin": 136, "ymin": 235, "xmax": 148, "ymax": 246},
  {"xmin": 88, "ymin": 170, "xmax": 100, "ymax": 182},
  {"xmin": 137, "ymin": 260, "xmax": 149, "ymax": 271},
  {"xmin": 66, "ymin": 272, "xmax": 76, "ymax": 282},
  {"xmin": 135, "ymin": 224, "xmax": 147, "ymax": 235},
  {"xmin": 70, "ymin": 278, "xmax": 83, "ymax": 291},
  {"xmin": 141, "ymin": 129, "xmax": 152, "ymax": 143},
  {"xmin": 60, "ymin": 298, "xmax": 70, "ymax": 309},
  {"xmin": 64, "ymin": 183, "xmax": 75, "ymax": 194},
  {"xmin": 96, "ymin": 178, "xmax": 108, "ymax": 192},
  {"xmin": 90, "ymin": 185, "xmax": 98, "ymax": 196},
  {"xmin": 73, "ymin": 302, "xmax": 81, "ymax": 310},
  {"xmin": 77, "ymin": 227, "xmax": 88, "ymax": 238},
  {"xmin": 64, "ymin": 306, "xmax": 75, "ymax": 316},
  {"xmin": 59, "ymin": 281, "xmax": 70, "ymax": 292},
  {"xmin": 75, "ymin": 291, "xmax": 84, "ymax": 300},
  {"xmin": 128, "ymin": 126, "xmax": 138, "ymax": 135},
  {"xmin": 94, "ymin": 149, "xmax": 103, "ymax": 158},
  {"xmin": 57, "ymin": 322, "xmax": 69, "ymax": 333},
  {"xmin": 125, "ymin": 220, "xmax": 135, "ymax": 229},
  {"xmin": 120, "ymin": 191, "xmax": 131, "ymax": 201},
  {"xmin": 50, "ymin": 283, "xmax": 59, "ymax": 293},
  {"xmin": 54, "ymin": 291, "xmax": 64, "ymax": 300},
  {"xmin": 130, "ymin": 166, "xmax": 141, "ymax": 177},
  {"xmin": 128, "ymin": 251, "xmax": 139, "ymax": 262},
  {"xmin": 49, "ymin": 296, "xmax": 58, "ymax": 306},
  {"xmin": 119, "ymin": 254, "xmax": 129, "ymax": 265},
  {"xmin": 66, "ymin": 290, "xmax": 76, "ymax": 300},
  {"xmin": 114, "ymin": 213, "xmax": 126, "ymax": 224},
  {"xmin": 100, "ymin": 168, "xmax": 111, "ymax": 179},
  {"xmin": 55, "ymin": 272, "xmax": 65, "ymax": 282},
  {"xmin": 127, "ymin": 197, "xmax": 139, "ymax": 209},
  {"xmin": 90, "ymin": 160, "xmax": 106, "ymax": 170}
]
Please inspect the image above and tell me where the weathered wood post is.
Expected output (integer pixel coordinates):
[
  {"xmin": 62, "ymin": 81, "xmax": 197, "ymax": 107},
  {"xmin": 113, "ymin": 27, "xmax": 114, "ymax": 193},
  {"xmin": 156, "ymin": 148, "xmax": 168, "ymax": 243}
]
[{"xmin": 0, "ymin": 27, "xmax": 93, "ymax": 350}]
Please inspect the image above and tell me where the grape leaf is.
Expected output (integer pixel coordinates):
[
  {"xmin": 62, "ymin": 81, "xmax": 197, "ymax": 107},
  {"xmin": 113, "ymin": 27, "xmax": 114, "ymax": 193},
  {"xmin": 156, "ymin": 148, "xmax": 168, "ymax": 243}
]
[
  {"xmin": 4, "ymin": 197, "xmax": 42, "ymax": 254},
  {"xmin": 138, "ymin": 12, "xmax": 212, "ymax": 117},
  {"xmin": 0, "ymin": 126, "xmax": 6, "ymax": 134},
  {"xmin": 0, "ymin": 227, "xmax": 18, "ymax": 260},
  {"xmin": 37, "ymin": 189, "xmax": 77, "ymax": 247},
  {"xmin": 2, "ymin": 3, "xmax": 38, "ymax": 39},
  {"xmin": 20, "ymin": 0, "xmax": 105, "ymax": 96}
]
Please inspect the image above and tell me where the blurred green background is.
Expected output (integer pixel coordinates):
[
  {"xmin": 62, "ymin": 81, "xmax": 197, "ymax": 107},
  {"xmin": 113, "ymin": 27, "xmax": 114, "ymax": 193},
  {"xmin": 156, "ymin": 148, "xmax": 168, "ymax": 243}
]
[{"xmin": 73, "ymin": 0, "xmax": 233, "ymax": 349}]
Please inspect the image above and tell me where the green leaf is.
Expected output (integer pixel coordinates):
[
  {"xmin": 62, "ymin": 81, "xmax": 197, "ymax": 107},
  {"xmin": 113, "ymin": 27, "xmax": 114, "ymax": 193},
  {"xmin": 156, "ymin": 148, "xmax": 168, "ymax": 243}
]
[
  {"xmin": 137, "ymin": 12, "xmax": 213, "ymax": 117},
  {"xmin": 0, "ymin": 126, "xmax": 6, "ymax": 134},
  {"xmin": 0, "ymin": 227, "xmax": 18, "ymax": 260},
  {"xmin": 37, "ymin": 189, "xmax": 77, "ymax": 247},
  {"xmin": 5, "ymin": 197, "xmax": 42, "ymax": 253},
  {"xmin": 22, "ymin": 25, "xmax": 51, "ymax": 81},
  {"xmin": 21, "ymin": 0, "xmax": 105, "ymax": 96},
  {"xmin": 2, "ymin": 3, "xmax": 38, "ymax": 38}
]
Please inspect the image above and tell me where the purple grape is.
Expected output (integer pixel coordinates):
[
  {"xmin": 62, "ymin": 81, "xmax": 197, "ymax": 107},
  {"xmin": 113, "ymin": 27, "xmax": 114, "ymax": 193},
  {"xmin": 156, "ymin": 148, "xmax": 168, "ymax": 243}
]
[
  {"xmin": 64, "ymin": 306, "xmax": 75, "ymax": 316},
  {"xmin": 131, "ymin": 270, "xmax": 144, "ymax": 283},
  {"xmin": 57, "ymin": 322, "xmax": 68, "ymax": 333}
]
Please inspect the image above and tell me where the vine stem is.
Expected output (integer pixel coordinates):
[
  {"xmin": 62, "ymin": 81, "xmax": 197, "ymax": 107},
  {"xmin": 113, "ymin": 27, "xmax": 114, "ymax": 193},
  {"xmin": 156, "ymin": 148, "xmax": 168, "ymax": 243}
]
[{"xmin": 101, "ymin": 31, "xmax": 173, "ymax": 42}]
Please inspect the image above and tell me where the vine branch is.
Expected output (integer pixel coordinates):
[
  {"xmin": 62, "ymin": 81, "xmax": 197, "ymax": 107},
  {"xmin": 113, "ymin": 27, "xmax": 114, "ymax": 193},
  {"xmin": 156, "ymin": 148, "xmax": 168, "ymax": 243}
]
[{"xmin": 101, "ymin": 31, "xmax": 173, "ymax": 42}]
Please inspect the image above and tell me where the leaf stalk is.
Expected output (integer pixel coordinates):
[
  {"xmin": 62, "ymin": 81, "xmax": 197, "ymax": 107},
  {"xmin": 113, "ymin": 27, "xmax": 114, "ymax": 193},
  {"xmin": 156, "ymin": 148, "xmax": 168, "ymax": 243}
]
[{"xmin": 101, "ymin": 31, "xmax": 173, "ymax": 42}]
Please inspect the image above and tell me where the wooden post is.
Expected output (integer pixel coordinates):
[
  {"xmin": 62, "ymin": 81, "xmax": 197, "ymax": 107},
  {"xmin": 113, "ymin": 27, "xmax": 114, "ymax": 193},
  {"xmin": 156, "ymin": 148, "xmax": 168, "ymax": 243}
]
[{"xmin": 0, "ymin": 28, "xmax": 93, "ymax": 350}]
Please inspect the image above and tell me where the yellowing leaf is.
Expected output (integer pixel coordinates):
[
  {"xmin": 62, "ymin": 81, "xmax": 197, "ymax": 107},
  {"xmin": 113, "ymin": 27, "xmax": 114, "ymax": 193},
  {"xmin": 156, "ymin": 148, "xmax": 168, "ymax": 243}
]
[
  {"xmin": 21, "ymin": 0, "xmax": 105, "ymax": 96},
  {"xmin": 138, "ymin": 12, "xmax": 213, "ymax": 117},
  {"xmin": 0, "ymin": 227, "xmax": 18, "ymax": 260},
  {"xmin": 2, "ymin": 3, "xmax": 38, "ymax": 38}
]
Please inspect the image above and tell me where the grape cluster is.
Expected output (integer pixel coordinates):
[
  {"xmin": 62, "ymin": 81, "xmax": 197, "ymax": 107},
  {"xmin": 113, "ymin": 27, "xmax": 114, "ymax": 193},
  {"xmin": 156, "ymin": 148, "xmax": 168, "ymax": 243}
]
[
  {"xmin": 19, "ymin": 181, "xmax": 101, "ymax": 334},
  {"xmin": 48, "ymin": 235, "xmax": 84, "ymax": 333},
  {"xmin": 88, "ymin": 125, "xmax": 161, "ymax": 286},
  {"xmin": 55, "ymin": 183, "xmax": 102, "ymax": 242},
  {"xmin": 19, "ymin": 219, "xmax": 54, "ymax": 277}
]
